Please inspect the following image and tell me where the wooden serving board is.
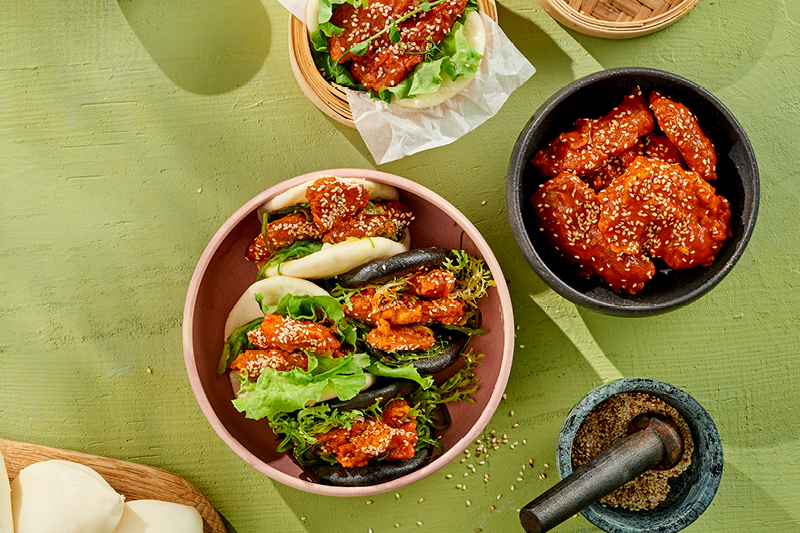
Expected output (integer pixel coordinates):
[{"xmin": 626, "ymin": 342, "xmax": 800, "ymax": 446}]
[{"xmin": 0, "ymin": 439, "xmax": 226, "ymax": 533}]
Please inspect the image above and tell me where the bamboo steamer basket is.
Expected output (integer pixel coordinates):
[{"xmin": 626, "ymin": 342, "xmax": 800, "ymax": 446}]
[
  {"xmin": 536, "ymin": 0, "xmax": 697, "ymax": 39},
  {"xmin": 288, "ymin": 0, "xmax": 499, "ymax": 128}
]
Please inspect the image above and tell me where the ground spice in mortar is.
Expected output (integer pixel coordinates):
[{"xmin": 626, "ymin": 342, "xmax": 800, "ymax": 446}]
[{"xmin": 571, "ymin": 392, "xmax": 694, "ymax": 511}]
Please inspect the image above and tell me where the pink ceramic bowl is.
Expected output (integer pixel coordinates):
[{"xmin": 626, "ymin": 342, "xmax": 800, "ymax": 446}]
[{"xmin": 183, "ymin": 169, "xmax": 515, "ymax": 496}]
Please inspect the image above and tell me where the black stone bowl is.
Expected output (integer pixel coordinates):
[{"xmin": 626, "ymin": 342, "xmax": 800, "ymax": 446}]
[
  {"xmin": 506, "ymin": 67, "xmax": 759, "ymax": 316},
  {"xmin": 556, "ymin": 378, "xmax": 723, "ymax": 533}
]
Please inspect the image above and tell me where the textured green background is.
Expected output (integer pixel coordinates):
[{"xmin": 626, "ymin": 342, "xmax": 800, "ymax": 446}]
[{"xmin": 1, "ymin": 0, "xmax": 798, "ymax": 531}]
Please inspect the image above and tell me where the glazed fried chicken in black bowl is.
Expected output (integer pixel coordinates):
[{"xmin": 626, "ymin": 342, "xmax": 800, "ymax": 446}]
[{"xmin": 506, "ymin": 67, "xmax": 759, "ymax": 316}]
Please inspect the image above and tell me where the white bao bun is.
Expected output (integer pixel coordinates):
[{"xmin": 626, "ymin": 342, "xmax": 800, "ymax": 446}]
[
  {"xmin": 304, "ymin": 0, "xmax": 486, "ymax": 109},
  {"xmin": 257, "ymin": 177, "xmax": 399, "ymax": 219},
  {"xmin": 10, "ymin": 460, "xmax": 125, "ymax": 533},
  {"xmin": 224, "ymin": 276, "xmax": 329, "ymax": 339},
  {"xmin": 262, "ymin": 235, "xmax": 410, "ymax": 280},
  {"xmin": 113, "ymin": 500, "xmax": 203, "ymax": 533},
  {"xmin": 224, "ymin": 276, "xmax": 376, "ymax": 401},
  {"xmin": 256, "ymin": 177, "xmax": 408, "ymax": 279},
  {"xmin": 0, "ymin": 450, "xmax": 11, "ymax": 533}
]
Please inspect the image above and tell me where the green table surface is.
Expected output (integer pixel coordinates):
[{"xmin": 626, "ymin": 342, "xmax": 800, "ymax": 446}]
[{"xmin": 2, "ymin": 0, "xmax": 798, "ymax": 531}]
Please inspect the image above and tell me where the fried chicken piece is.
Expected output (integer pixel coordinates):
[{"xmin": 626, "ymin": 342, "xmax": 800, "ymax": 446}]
[
  {"xmin": 408, "ymin": 269, "xmax": 455, "ymax": 298},
  {"xmin": 314, "ymin": 399, "xmax": 417, "ymax": 467},
  {"xmin": 643, "ymin": 133, "xmax": 685, "ymax": 167},
  {"xmin": 532, "ymin": 88, "xmax": 655, "ymax": 178},
  {"xmin": 532, "ymin": 173, "xmax": 655, "ymax": 294},
  {"xmin": 264, "ymin": 212, "xmax": 323, "ymax": 250},
  {"xmin": 324, "ymin": 200, "xmax": 414, "ymax": 243},
  {"xmin": 343, "ymin": 289, "xmax": 423, "ymax": 326},
  {"xmin": 649, "ymin": 91, "xmax": 717, "ymax": 180},
  {"xmin": 419, "ymin": 297, "xmax": 467, "ymax": 325},
  {"xmin": 585, "ymin": 141, "xmax": 645, "ymax": 192},
  {"xmin": 367, "ymin": 318, "xmax": 436, "ymax": 352},
  {"xmin": 350, "ymin": 42, "xmax": 424, "ymax": 93},
  {"xmin": 328, "ymin": 0, "xmax": 417, "ymax": 64},
  {"xmin": 245, "ymin": 233, "xmax": 271, "ymax": 262},
  {"xmin": 586, "ymin": 157, "xmax": 626, "ymax": 192},
  {"xmin": 598, "ymin": 156, "xmax": 731, "ymax": 269},
  {"xmin": 230, "ymin": 349, "xmax": 309, "ymax": 379},
  {"xmin": 247, "ymin": 314, "xmax": 341, "ymax": 355},
  {"xmin": 333, "ymin": 0, "xmax": 468, "ymax": 92},
  {"xmin": 305, "ymin": 177, "xmax": 370, "ymax": 232}
]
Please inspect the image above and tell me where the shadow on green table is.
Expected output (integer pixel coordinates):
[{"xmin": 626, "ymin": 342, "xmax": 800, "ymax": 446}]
[
  {"xmin": 556, "ymin": 0, "xmax": 779, "ymax": 92},
  {"xmin": 117, "ymin": 0, "xmax": 270, "ymax": 95}
]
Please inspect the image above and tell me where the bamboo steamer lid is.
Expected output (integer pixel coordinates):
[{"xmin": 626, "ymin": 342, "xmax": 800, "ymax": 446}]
[
  {"xmin": 537, "ymin": 0, "xmax": 697, "ymax": 39},
  {"xmin": 288, "ymin": 0, "xmax": 499, "ymax": 128}
]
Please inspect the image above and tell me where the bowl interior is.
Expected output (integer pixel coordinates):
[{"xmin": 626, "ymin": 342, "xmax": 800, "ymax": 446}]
[
  {"xmin": 507, "ymin": 68, "xmax": 759, "ymax": 316},
  {"xmin": 185, "ymin": 170, "xmax": 513, "ymax": 495},
  {"xmin": 556, "ymin": 378, "xmax": 723, "ymax": 533}
]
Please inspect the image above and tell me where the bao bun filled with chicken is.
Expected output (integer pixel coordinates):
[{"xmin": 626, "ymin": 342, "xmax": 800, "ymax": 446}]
[
  {"xmin": 306, "ymin": 0, "xmax": 486, "ymax": 109},
  {"xmin": 220, "ymin": 275, "xmax": 378, "ymax": 405},
  {"xmin": 219, "ymin": 255, "xmax": 489, "ymax": 486},
  {"xmin": 328, "ymin": 247, "xmax": 494, "ymax": 375},
  {"xmin": 246, "ymin": 177, "xmax": 414, "ymax": 280}
]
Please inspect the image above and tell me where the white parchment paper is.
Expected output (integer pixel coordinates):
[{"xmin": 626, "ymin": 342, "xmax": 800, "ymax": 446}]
[
  {"xmin": 280, "ymin": 0, "xmax": 309, "ymax": 24},
  {"xmin": 277, "ymin": 0, "xmax": 536, "ymax": 164},
  {"xmin": 348, "ymin": 14, "xmax": 535, "ymax": 164}
]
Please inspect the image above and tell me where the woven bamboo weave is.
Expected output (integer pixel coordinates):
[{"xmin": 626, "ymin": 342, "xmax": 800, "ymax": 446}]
[
  {"xmin": 289, "ymin": 0, "xmax": 498, "ymax": 128},
  {"xmin": 537, "ymin": 0, "xmax": 696, "ymax": 39}
]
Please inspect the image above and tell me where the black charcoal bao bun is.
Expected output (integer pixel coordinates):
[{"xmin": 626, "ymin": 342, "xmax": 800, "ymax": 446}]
[
  {"xmin": 367, "ymin": 328, "xmax": 470, "ymax": 375},
  {"xmin": 309, "ymin": 446, "xmax": 434, "ymax": 486},
  {"xmin": 338, "ymin": 247, "xmax": 471, "ymax": 374},
  {"xmin": 336, "ymin": 247, "xmax": 454, "ymax": 288},
  {"xmin": 302, "ymin": 379, "xmax": 444, "ymax": 486}
]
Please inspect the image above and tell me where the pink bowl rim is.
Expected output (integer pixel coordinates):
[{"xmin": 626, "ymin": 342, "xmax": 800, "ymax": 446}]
[{"xmin": 183, "ymin": 168, "xmax": 515, "ymax": 496}]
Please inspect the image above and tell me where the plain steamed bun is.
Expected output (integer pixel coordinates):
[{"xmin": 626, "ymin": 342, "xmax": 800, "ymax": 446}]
[
  {"xmin": 113, "ymin": 500, "xmax": 203, "ymax": 533},
  {"xmin": 0, "ymin": 450, "xmax": 12, "ymax": 533},
  {"xmin": 10, "ymin": 460, "xmax": 125, "ymax": 533}
]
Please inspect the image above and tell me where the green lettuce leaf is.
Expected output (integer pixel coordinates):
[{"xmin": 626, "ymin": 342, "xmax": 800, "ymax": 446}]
[
  {"xmin": 392, "ymin": 20, "xmax": 484, "ymax": 99},
  {"xmin": 317, "ymin": 0, "xmax": 369, "ymax": 37},
  {"xmin": 256, "ymin": 240, "xmax": 324, "ymax": 280},
  {"xmin": 218, "ymin": 317, "xmax": 263, "ymax": 377},
  {"xmin": 408, "ymin": 58, "xmax": 445, "ymax": 96},
  {"xmin": 313, "ymin": 50, "xmax": 361, "ymax": 88},
  {"xmin": 258, "ymin": 293, "xmax": 343, "ymax": 323},
  {"xmin": 233, "ymin": 353, "xmax": 372, "ymax": 420},
  {"xmin": 439, "ymin": 21, "xmax": 483, "ymax": 80},
  {"xmin": 366, "ymin": 360, "xmax": 434, "ymax": 389}
]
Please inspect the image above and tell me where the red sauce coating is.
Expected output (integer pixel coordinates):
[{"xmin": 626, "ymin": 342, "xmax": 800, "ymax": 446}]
[
  {"xmin": 265, "ymin": 212, "xmax": 323, "ymax": 250},
  {"xmin": 328, "ymin": 0, "xmax": 417, "ymax": 64},
  {"xmin": 408, "ymin": 269, "xmax": 455, "ymax": 298},
  {"xmin": 532, "ymin": 89, "xmax": 655, "ymax": 178},
  {"xmin": 230, "ymin": 349, "xmax": 309, "ymax": 378},
  {"xmin": 649, "ymin": 91, "xmax": 717, "ymax": 181},
  {"xmin": 598, "ymin": 157, "xmax": 731, "ymax": 270},
  {"xmin": 419, "ymin": 297, "xmax": 466, "ymax": 325},
  {"xmin": 247, "ymin": 314, "xmax": 341, "ymax": 355},
  {"xmin": 643, "ymin": 133, "xmax": 685, "ymax": 167},
  {"xmin": 306, "ymin": 176, "xmax": 370, "ymax": 232},
  {"xmin": 345, "ymin": 289, "xmax": 423, "ymax": 326},
  {"xmin": 532, "ymin": 173, "xmax": 656, "ymax": 294},
  {"xmin": 586, "ymin": 156, "xmax": 628, "ymax": 193},
  {"xmin": 367, "ymin": 318, "xmax": 436, "ymax": 352},
  {"xmin": 329, "ymin": 0, "xmax": 468, "ymax": 92},
  {"xmin": 324, "ymin": 200, "xmax": 414, "ymax": 244},
  {"xmin": 246, "ymin": 233, "xmax": 271, "ymax": 262},
  {"xmin": 315, "ymin": 399, "xmax": 418, "ymax": 467}
]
